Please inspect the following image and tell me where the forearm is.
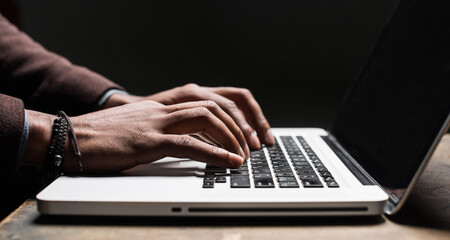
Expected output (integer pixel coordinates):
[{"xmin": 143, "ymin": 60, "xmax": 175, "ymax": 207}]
[{"xmin": 22, "ymin": 109, "xmax": 139, "ymax": 174}]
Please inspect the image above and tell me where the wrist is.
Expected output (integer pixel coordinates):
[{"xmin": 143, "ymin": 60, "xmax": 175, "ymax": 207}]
[
  {"xmin": 22, "ymin": 110, "xmax": 54, "ymax": 167},
  {"xmin": 62, "ymin": 112, "xmax": 141, "ymax": 173},
  {"xmin": 22, "ymin": 111, "xmax": 86, "ymax": 173}
]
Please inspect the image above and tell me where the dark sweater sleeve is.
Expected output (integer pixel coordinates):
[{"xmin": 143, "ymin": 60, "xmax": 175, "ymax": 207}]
[
  {"xmin": 0, "ymin": 94, "xmax": 24, "ymax": 180},
  {"xmin": 0, "ymin": 13, "xmax": 125, "ymax": 116}
]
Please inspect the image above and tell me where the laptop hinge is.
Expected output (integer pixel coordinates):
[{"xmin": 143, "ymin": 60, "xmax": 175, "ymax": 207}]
[{"xmin": 321, "ymin": 134, "xmax": 376, "ymax": 186}]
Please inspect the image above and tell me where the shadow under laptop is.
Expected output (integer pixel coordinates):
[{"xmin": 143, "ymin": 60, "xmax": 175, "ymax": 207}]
[
  {"xmin": 386, "ymin": 184, "xmax": 450, "ymax": 231},
  {"xmin": 33, "ymin": 214, "xmax": 385, "ymax": 227}
]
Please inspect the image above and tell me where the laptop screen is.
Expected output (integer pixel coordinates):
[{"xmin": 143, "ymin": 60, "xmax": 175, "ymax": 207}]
[{"xmin": 329, "ymin": 0, "xmax": 450, "ymax": 203}]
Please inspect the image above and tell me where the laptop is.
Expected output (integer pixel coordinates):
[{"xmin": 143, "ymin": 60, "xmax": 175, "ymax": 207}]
[{"xmin": 36, "ymin": 1, "xmax": 450, "ymax": 216}]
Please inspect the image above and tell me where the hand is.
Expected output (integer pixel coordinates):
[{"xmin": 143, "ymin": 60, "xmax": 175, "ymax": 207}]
[
  {"xmin": 24, "ymin": 100, "xmax": 247, "ymax": 173},
  {"xmin": 105, "ymin": 84, "xmax": 275, "ymax": 151}
]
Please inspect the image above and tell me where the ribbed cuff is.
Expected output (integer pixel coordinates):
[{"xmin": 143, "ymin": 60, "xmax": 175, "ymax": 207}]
[
  {"xmin": 97, "ymin": 89, "xmax": 129, "ymax": 109},
  {"xmin": 17, "ymin": 110, "xmax": 29, "ymax": 168}
]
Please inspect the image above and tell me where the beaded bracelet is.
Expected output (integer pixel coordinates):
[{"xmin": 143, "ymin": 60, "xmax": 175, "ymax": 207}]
[{"xmin": 44, "ymin": 111, "xmax": 83, "ymax": 183}]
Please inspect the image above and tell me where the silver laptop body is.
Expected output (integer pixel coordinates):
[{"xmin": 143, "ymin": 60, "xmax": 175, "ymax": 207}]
[{"xmin": 36, "ymin": 1, "xmax": 450, "ymax": 217}]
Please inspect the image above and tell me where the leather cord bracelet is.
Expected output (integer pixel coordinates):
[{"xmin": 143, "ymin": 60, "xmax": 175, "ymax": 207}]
[
  {"xmin": 59, "ymin": 111, "xmax": 83, "ymax": 172},
  {"xmin": 44, "ymin": 111, "xmax": 83, "ymax": 183}
]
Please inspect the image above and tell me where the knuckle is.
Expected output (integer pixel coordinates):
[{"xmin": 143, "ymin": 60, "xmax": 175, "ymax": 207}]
[
  {"xmin": 224, "ymin": 100, "xmax": 238, "ymax": 111},
  {"xmin": 203, "ymin": 100, "xmax": 219, "ymax": 109},
  {"xmin": 179, "ymin": 83, "xmax": 201, "ymax": 98},
  {"xmin": 209, "ymin": 145, "xmax": 221, "ymax": 157},
  {"xmin": 237, "ymin": 88, "xmax": 255, "ymax": 103},
  {"xmin": 194, "ymin": 107, "xmax": 212, "ymax": 118},
  {"xmin": 240, "ymin": 88, "xmax": 252, "ymax": 97},
  {"xmin": 178, "ymin": 135, "xmax": 194, "ymax": 148},
  {"xmin": 256, "ymin": 114, "xmax": 270, "ymax": 127},
  {"xmin": 241, "ymin": 124, "xmax": 254, "ymax": 135},
  {"xmin": 256, "ymin": 114, "xmax": 267, "ymax": 122},
  {"xmin": 183, "ymin": 83, "xmax": 199, "ymax": 91},
  {"xmin": 260, "ymin": 121, "xmax": 271, "ymax": 131},
  {"xmin": 237, "ymin": 128, "xmax": 245, "ymax": 139}
]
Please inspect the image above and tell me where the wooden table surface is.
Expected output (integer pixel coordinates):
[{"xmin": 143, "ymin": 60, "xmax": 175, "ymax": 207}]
[{"xmin": 1, "ymin": 135, "xmax": 449, "ymax": 240}]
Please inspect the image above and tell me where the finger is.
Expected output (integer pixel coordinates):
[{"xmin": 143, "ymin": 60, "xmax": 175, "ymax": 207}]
[
  {"xmin": 163, "ymin": 107, "xmax": 245, "ymax": 158},
  {"xmin": 212, "ymin": 87, "xmax": 275, "ymax": 145},
  {"xmin": 190, "ymin": 133, "xmax": 220, "ymax": 146},
  {"xmin": 182, "ymin": 91, "xmax": 261, "ymax": 149},
  {"xmin": 166, "ymin": 101, "xmax": 249, "ymax": 158},
  {"xmin": 162, "ymin": 135, "xmax": 244, "ymax": 168}
]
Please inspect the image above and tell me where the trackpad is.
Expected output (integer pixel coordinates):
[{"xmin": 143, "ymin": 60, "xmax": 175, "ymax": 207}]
[{"xmin": 122, "ymin": 158, "xmax": 205, "ymax": 176}]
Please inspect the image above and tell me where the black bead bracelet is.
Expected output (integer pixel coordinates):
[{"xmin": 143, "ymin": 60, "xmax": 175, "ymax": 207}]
[{"xmin": 44, "ymin": 111, "xmax": 83, "ymax": 183}]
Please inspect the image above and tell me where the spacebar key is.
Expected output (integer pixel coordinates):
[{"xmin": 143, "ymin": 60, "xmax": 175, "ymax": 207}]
[{"xmin": 231, "ymin": 175, "xmax": 251, "ymax": 188}]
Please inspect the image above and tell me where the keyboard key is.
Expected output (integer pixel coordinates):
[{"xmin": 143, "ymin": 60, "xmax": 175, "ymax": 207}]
[
  {"xmin": 203, "ymin": 182, "xmax": 214, "ymax": 188},
  {"xmin": 267, "ymin": 151, "xmax": 281, "ymax": 154},
  {"xmin": 204, "ymin": 175, "xmax": 215, "ymax": 181},
  {"xmin": 294, "ymin": 165, "xmax": 313, "ymax": 170},
  {"xmin": 215, "ymin": 176, "xmax": 226, "ymax": 183},
  {"xmin": 302, "ymin": 180, "xmax": 323, "ymax": 188},
  {"xmin": 254, "ymin": 179, "xmax": 275, "ymax": 188},
  {"xmin": 299, "ymin": 174, "xmax": 319, "ymax": 180},
  {"xmin": 252, "ymin": 168, "xmax": 271, "ymax": 174},
  {"xmin": 251, "ymin": 160, "xmax": 267, "ymax": 165},
  {"xmin": 271, "ymin": 160, "xmax": 288, "ymax": 165},
  {"xmin": 274, "ymin": 169, "xmax": 293, "ymax": 173},
  {"xmin": 270, "ymin": 156, "xmax": 287, "ymax": 161},
  {"xmin": 279, "ymin": 182, "xmax": 299, "ymax": 188},
  {"xmin": 287, "ymin": 151, "xmax": 302, "ymax": 155},
  {"xmin": 296, "ymin": 169, "xmax": 316, "ymax": 174},
  {"xmin": 205, "ymin": 165, "xmax": 227, "ymax": 173},
  {"xmin": 327, "ymin": 181, "xmax": 339, "ymax": 188},
  {"xmin": 231, "ymin": 175, "xmax": 251, "ymax": 188},
  {"xmin": 203, "ymin": 178, "xmax": 215, "ymax": 188},
  {"xmin": 320, "ymin": 171, "xmax": 333, "ymax": 177},
  {"xmin": 291, "ymin": 157, "xmax": 307, "ymax": 162},
  {"xmin": 273, "ymin": 164, "xmax": 290, "ymax": 169},
  {"xmin": 293, "ymin": 162, "xmax": 310, "ymax": 166},
  {"xmin": 251, "ymin": 165, "xmax": 270, "ymax": 169},
  {"xmin": 277, "ymin": 176, "xmax": 297, "ymax": 182},
  {"xmin": 230, "ymin": 170, "xmax": 249, "ymax": 175},
  {"xmin": 316, "ymin": 167, "xmax": 328, "ymax": 172},
  {"xmin": 324, "ymin": 177, "xmax": 335, "ymax": 182},
  {"xmin": 238, "ymin": 163, "xmax": 248, "ymax": 169},
  {"xmin": 311, "ymin": 159, "xmax": 322, "ymax": 164},
  {"xmin": 276, "ymin": 172, "xmax": 295, "ymax": 177},
  {"xmin": 253, "ymin": 173, "xmax": 272, "ymax": 178}
]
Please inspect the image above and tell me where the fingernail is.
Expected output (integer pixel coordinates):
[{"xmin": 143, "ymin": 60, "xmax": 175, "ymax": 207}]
[
  {"xmin": 229, "ymin": 152, "xmax": 244, "ymax": 168},
  {"xmin": 265, "ymin": 129, "xmax": 275, "ymax": 144},
  {"xmin": 250, "ymin": 132, "xmax": 261, "ymax": 149}
]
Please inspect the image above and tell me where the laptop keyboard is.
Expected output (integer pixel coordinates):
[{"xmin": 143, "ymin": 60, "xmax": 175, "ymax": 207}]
[{"xmin": 203, "ymin": 136, "xmax": 339, "ymax": 189}]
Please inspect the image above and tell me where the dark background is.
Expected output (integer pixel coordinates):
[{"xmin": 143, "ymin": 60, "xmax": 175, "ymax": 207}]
[{"xmin": 2, "ymin": 0, "xmax": 397, "ymax": 128}]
